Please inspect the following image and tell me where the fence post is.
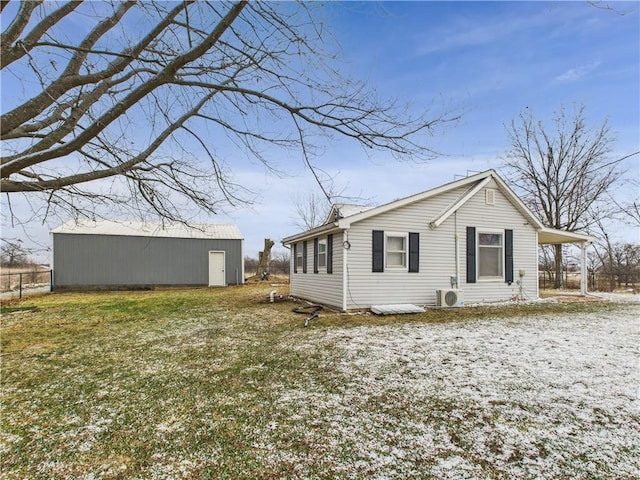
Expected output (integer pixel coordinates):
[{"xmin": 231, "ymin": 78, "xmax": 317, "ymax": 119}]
[
  {"xmin": 50, "ymin": 270, "xmax": 54, "ymax": 292},
  {"xmin": 19, "ymin": 273, "xmax": 22, "ymax": 299}
]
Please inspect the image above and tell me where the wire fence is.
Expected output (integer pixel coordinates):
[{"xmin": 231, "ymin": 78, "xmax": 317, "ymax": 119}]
[
  {"xmin": 1, "ymin": 269, "xmax": 52, "ymax": 299},
  {"xmin": 539, "ymin": 271, "xmax": 640, "ymax": 292}
]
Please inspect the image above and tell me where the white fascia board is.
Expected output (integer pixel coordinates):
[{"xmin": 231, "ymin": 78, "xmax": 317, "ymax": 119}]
[
  {"xmin": 489, "ymin": 174, "xmax": 544, "ymax": 229},
  {"xmin": 281, "ymin": 223, "xmax": 340, "ymax": 245},
  {"xmin": 538, "ymin": 227, "xmax": 595, "ymax": 244},
  {"xmin": 51, "ymin": 219, "xmax": 243, "ymax": 240},
  {"xmin": 338, "ymin": 169, "xmax": 497, "ymax": 228}
]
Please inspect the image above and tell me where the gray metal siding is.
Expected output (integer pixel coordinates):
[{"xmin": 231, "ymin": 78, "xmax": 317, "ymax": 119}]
[{"xmin": 53, "ymin": 233, "xmax": 243, "ymax": 288}]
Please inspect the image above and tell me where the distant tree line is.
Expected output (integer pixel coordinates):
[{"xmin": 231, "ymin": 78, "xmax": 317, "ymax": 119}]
[
  {"xmin": 539, "ymin": 242, "xmax": 640, "ymax": 291},
  {"xmin": 591, "ymin": 241, "xmax": 640, "ymax": 291}
]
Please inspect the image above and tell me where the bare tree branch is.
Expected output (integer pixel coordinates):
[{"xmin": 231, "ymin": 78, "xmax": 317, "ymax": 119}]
[
  {"xmin": 1, "ymin": 1, "xmax": 83, "ymax": 69},
  {"xmin": 1, "ymin": 1, "xmax": 453, "ymax": 223},
  {"xmin": 0, "ymin": 0, "xmax": 43, "ymax": 58}
]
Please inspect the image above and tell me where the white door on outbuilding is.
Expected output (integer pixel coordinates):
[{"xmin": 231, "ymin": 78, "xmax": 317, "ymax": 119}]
[{"xmin": 208, "ymin": 251, "xmax": 225, "ymax": 286}]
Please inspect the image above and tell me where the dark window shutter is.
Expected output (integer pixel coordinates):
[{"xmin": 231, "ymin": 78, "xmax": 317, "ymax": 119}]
[
  {"xmin": 327, "ymin": 234, "xmax": 333, "ymax": 274},
  {"xmin": 466, "ymin": 227, "xmax": 476, "ymax": 283},
  {"xmin": 409, "ymin": 232, "xmax": 419, "ymax": 273},
  {"xmin": 293, "ymin": 243, "xmax": 298, "ymax": 273},
  {"xmin": 505, "ymin": 229, "xmax": 514, "ymax": 283},
  {"xmin": 302, "ymin": 241, "xmax": 307, "ymax": 273},
  {"xmin": 313, "ymin": 238, "xmax": 319, "ymax": 274},
  {"xmin": 372, "ymin": 230, "xmax": 384, "ymax": 272}
]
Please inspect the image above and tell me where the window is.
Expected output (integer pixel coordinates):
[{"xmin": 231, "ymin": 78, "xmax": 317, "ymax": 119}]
[
  {"xmin": 478, "ymin": 232, "xmax": 503, "ymax": 279},
  {"xmin": 386, "ymin": 233, "xmax": 407, "ymax": 268},
  {"xmin": 317, "ymin": 239, "xmax": 327, "ymax": 268},
  {"xmin": 296, "ymin": 245, "xmax": 303, "ymax": 270},
  {"xmin": 373, "ymin": 230, "xmax": 418, "ymax": 272}
]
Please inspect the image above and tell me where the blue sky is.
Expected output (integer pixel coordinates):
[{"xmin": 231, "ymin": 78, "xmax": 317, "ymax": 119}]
[{"xmin": 2, "ymin": 1, "xmax": 639, "ymax": 262}]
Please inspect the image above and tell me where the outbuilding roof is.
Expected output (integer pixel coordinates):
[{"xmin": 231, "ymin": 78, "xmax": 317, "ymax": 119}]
[{"xmin": 52, "ymin": 220, "xmax": 243, "ymax": 240}]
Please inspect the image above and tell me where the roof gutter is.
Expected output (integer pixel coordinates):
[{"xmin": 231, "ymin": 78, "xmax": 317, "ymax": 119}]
[{"xmin": 281, "ymin": 222, "xmax": 341, "ymax": 245}]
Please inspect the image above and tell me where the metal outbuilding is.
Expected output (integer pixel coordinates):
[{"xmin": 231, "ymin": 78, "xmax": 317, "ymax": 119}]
[{"xmin": 51, "ymin": 220, "xmax": 244, "ymax": 291}]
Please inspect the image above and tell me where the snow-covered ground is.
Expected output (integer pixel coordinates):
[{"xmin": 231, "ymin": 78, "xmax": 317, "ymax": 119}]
[
  {"xmin": 258, "ymin": 302, "xmax": 640, "ymax": 478},
  {"xmin": 589, "ymin": 292, "xmax": 640, "ymax": 303}
]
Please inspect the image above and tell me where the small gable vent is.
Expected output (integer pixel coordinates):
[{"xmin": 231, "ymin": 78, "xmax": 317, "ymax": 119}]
[{"xmin": 485, "ymin": 188, "xmax": 495, "ymax": 205}]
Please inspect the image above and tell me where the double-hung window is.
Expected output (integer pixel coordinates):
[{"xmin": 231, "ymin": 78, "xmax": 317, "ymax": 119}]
[
  {"xmin": 478, "ymin": 232, "xmax": 503, "ymax": 279},
  {"xmin": 317, "ymin": 239, "xmax": 327, "ymax": 269},
  {"xmin": 386, "ymin": 233, "xmax": 407, "ymax": 269},
  {"xmin": 296, "ymin": 246, "xmax": 303, "ymax": 271}
]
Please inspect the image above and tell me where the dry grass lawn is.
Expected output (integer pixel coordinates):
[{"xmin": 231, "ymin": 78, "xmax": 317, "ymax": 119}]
[{"xmin": 1, "ymin": 285, "xmax": 638, "ymax": 479}]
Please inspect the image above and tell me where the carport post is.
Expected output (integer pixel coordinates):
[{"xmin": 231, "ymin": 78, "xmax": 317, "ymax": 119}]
[{"xmin": 580, "ymin": 243, "xmax": 588, "ymax": 296}]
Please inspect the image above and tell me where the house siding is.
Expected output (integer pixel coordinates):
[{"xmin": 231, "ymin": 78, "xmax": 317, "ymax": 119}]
[
  {"xmin": 53, "ymin": 233, "xmax": 244, "ymax": 289},
  {"xmin": 290, "ymin": 232, "xmax": 343, "ymax": 308},
  {"xmin": 343, "ymin": 180, "xmax": 538, "ymax": 308},
  {"xmin": 455, "ymin": 179, "xmax": 538, "ymax": 303}
]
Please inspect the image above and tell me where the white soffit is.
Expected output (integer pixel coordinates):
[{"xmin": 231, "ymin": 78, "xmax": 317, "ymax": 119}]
[{"xmin": 538, "ymin": 227, "xmax": 594, "ymax": 244}]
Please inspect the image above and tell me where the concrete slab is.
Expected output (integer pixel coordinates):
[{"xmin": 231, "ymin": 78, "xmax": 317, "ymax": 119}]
[{"xmin": 370, "ymin": 304, "xmax": 425, "ymax": 315}]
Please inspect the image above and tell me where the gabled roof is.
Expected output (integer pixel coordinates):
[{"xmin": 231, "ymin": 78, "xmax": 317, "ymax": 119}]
[
  {"xmin": 52, "ymin": 220, "xmax": 243, "ymax": 240},
  {"xmin": 335, "ymin": 169, "xmax": 543, "ymax": 229},
  {"xmin": 282, "ymin": 169, "xmax": 593, "ymax": 245}
]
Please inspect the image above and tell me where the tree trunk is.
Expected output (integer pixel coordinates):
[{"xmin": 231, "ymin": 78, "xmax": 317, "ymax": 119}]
[
  {"xmin": 554, "ymin": 244, "xmax": 563, "ymax": 289},
  {"xmin": 256, "ymin": 238, "xmax": 275, "ymax": 279}
]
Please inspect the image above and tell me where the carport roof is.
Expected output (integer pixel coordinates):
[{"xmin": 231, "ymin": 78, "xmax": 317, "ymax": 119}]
[
  {"xmin": 52, "ymin": 220, "xmax": 243, "ymax": 240},
  {"xmin": 538, "ymin": 227, "xmax": 594, "ymax": 245}
]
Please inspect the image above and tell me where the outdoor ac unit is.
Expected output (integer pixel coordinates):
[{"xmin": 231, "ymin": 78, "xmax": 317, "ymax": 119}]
[{"xmin": 436, "ymin": 289, "xmax": 464, "ymax": 307}]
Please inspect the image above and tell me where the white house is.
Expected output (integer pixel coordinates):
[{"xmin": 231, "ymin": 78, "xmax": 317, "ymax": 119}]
[{"xmin": 282, "ymin": 170, "xmax": 593, "ymax": 310}]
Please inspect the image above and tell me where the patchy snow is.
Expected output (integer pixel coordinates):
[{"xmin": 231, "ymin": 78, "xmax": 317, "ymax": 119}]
[
  {"xmin": 257, "ymin": 303, "xmax": 640, "ymax": 478},
  {"xmin": 589, "ymin": 292, "xmax": 640, "ymax": 303}
]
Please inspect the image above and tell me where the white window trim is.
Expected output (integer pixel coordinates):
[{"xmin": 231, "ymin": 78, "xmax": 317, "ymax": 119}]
[
  {"xmin": 385, "ymin": 231, "xmax": 408, "ymax": 270},
  {"xmin": 317, "ymin": 238, "xmax": 327, "ymax": 270},
  {"xmin": 477, "ymin": 230, "xmax": 504, "ymax": 281}
]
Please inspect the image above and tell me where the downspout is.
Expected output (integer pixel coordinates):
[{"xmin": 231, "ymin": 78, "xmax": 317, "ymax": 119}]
[
  {"xmin": 580, "ymin": 242, "xmax": 588, "ymax": 295},
  {"xmin": 454, "ymin": 211, "xmax": 460, "ymax": 289},
  {"xmin": 282, "ymin": 243, "xmax": 291, "ymax": 285},
  {"xmin": 535, "ymin": 231, "xmax": 540, "ymax": 299},
  {"xmin": 50, "ymin": 232, "xmax": 55, "ymax": 292},
  {"xmin": 240, "ymin": 239, "xmax": 245, "ymax": 284},
  {"xmin": 342, "ymin": 231, "xmax": 349, "ymax": 311}
]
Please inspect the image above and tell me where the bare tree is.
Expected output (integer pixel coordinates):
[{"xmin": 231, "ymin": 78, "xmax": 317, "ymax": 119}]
[
  {"xmin": 291, "ymin": 168, "xmax": 369, "ymax": 230},
  {"xmin": 587, "ymin": 1, "xmax": 638, "ymax": 16},
  {"xmin": 1, "ymin": 238, "xmax": 33, "ymax": 267},
  {"xmin": 292, "ymin": 191, "xmax": 330, "ymax": 231},
  {"xmin": 244, "ymin": 255, "xmax": 258, "ymax": 276},
  {"xmin": 1, "ymin": 1, "xmax": 453, "ymax": 224},
  {"xmin": 605, "ymin": 176, "xmax": 640, "ymax": 227},
  {"xmin": 271, "ymin": 249, "xmax": 290, "ymax": 276},
  {"xmin": 503, "ymin": 104, "xmax": 626, "ymax": 288}
]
